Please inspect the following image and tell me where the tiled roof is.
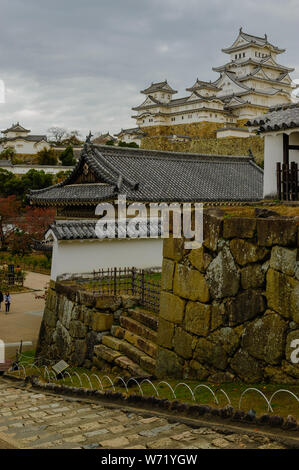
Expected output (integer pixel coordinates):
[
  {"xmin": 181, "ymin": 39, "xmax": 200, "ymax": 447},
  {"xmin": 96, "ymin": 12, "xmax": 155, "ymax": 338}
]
[
  {"xmin": 47, "ymin": 219, "xmax": 162, "ymax": 240},
  {"xmin": 0, "ymin": 135, "xmax": 47, "ymax": 143},
  {"xmin": 30, "ymin": 143, "xmax": 263, "ymax": 204},
  {"xmin": 114, "ymin": 127, "xmax": 146, "ymax": 137},
  {"xmin": 246, "ymin": 103, "xmax": 299, "ymax": 132},
  {"xmin": 141, "ymin": 80, "xmax": 177, "ymax": 95},
  {"xmin": 222, "ymin": 30, "xmax": 284, "ymax": 54},
  {"xmin": 2, "ymin": 122, "xmax": 30, "ymax": 134}
]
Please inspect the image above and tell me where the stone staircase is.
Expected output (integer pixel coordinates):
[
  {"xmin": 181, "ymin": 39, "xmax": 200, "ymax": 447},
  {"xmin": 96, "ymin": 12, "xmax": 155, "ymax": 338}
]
[{"xmin": 93, "ymin": 307, "xmax": 158, "ymax": 378}]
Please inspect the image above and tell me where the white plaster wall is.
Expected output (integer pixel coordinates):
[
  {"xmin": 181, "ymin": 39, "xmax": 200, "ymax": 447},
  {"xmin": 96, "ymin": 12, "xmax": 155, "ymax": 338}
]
[
  {"xmin": 289, "ymin": 132, "xmax": 299, "ymax": 164},
  {"xmin": 2, "ymin": 140, "xmax": 50, "ymax": 154},
  {"xmin": 217, "ymin": 129, "xmax": 250, "ymax": 138},
  {"xmin": 50, "ymin": 238, "xmax": 163, "ymax": 280},
  {"xmin": 264, "ymin": 134, "xmax": 283, "ymax": 198},
  {"xmin": 0, "ymin": 165, "xmax": 74, "ymax": 175}
]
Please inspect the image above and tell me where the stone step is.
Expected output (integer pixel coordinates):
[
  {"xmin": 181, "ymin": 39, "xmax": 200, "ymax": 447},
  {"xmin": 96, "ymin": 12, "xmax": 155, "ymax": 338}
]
[
  {"xmin": 119, "ymin": 315, "xmax": 157, "ymax": 343},
  {"xmin": 102, "ymin": 336, "xmax": 123, "ymax": 351},
  {"xmin": 94, "ymin": 344, "xmax": 122, "ymax": 364},
  {"xmin": 127, "ymin": 308, "xmax": 159, "ymax": 331},
  {"xmin": 93, "ymin": 343, "xmax": 150, "ymax": 378},
  {"xmin": 110, "ymin": 320, "xmax": 157, "ymax": 359},
  {"xmin": 102, "ymin": 336, "xmax": 156, "ymax": 375},
  {"xmin": 110, "ymin": 327, "xmax": 157, "ymax": 359},
  {"xmin": 122, "ymin": 330, "xmax": 157, "ymax": 359}
]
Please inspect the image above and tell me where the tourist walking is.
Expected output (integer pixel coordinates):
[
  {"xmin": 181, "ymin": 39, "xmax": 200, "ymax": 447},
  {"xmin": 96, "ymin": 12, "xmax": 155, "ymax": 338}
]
[
  {"xmin": 4, "ymin": 292, "xmax": 11, "ymax": 314},
  {"xmin": 0, "ymin": 291, "xmax": 3, "ymax": 311}
]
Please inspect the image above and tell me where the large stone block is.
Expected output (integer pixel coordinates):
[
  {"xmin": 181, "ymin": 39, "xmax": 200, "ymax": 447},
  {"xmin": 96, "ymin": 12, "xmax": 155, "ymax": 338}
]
[
  {"xmin": 187, "ymin": 360, "xmax": 210, "ymax": 380},
  {"xmin": 210, "ymin": 302, "xmax": 226, "ymax": 331},
  {"xmin": 161, "ymin": 258, "xmax": 175, "ymax": 291},
  {"xmin": 270, "ymin": 246, "xmax": 297, "ymax": 276},
  {"xmin": 69, "ymin": 320, "xmax": 88, "ymax": 339},
  {"xmin": 242, "ymin": 313, "xmax": 287, "ymax": 364},
  {"xmin": 77, "ymin": 290, "xmax": 96, "ymax": 308},
  {"xmin": 206, "ymin": 246, "xmax": 239, "ymax": 299},
  {"xmin": 91, "ymin": 312, "xmax": 114, "ymax": 332},
  {"xmin": 257, "ymin": 219, "xmax": 297, "ymax": 247},
  {"xmin": 157, "ymin": 318, "xmax": 174, "ymax": 349},
  {"xmin": 230, "ymin": 349, "xmax": 263, "ymax": 383},
  {"xmin": 282, "ymin": 361, "xmax": 299, "ymax": 379},
  {"xmin": 188, "ymin": 246, "xmax": 212, "ymax": 273},
  {"xmin": 61, "ymin": 298, "xmax": 74, "ymax": 329},
  {"xmin": 163, "ymin": 238, "xmax": 185, "ymax": 261},
  {"xmin": 230, "ymin": 239, "xmax": 268, "ymax": 266},
  {"xmin": 227, "ymin": 290, "xmax": 265, "ymax": 326},
  {"xmin": 184, "ymin": 301, "xmax": 211, "ymax": 337},
  {"xmin": 210, "ymin": 327, "xmax": 242, "ymax": 355},
  {"xmin": 43, "ymin": 307, "xmax": 58, "ymax": 328},
  {"xmin": 173, "ymin": 327, "xmax": 195, "ymax": 360},
  {"xmin": 70, "ymin": 339, "xmax": 87, "ymax": 366},
  {"xmin": 266, "ymin": 269, "xmax": 299, "ymax": 321},
  {"xmin": 203, "ymin": 213, "xmax": 223, "ymax": 251},
  {"xmin": 264, "ymin": 366, "xmax": 297, "ymax": 384},
  {"xmin": 159, "ymin": 292, "xmax": 186, "ymax": 324},
  {"xmin": 155, "ymin": 347, "xmax": 184, "ymax": 378},
  {"xmin": 95, "ymin": 296, "xmax": 122, "ymax": 311},
  {"xmin": 223, "ymin": 217, "xmax": 256, "ymax": 239},
  {"xmin": 52, "ymin": 320, "xmax": 72, "ymax": 358},
  {"xmin": 173, "ymin": 264, "xmax": 210, "ymax": 302},
  {"xmin": 193, "ymin": 338, "xmax": 227, "ymax": 370},
  {"xmin": 241, "ymin": 264, "xmax": 265, "ymax": 289}
]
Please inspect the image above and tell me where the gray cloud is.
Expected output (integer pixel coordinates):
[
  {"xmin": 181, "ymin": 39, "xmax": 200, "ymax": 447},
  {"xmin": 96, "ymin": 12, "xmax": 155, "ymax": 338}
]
[{"xmin": 0, "ymin": 0, "xmax": 298, "ymax": 137}]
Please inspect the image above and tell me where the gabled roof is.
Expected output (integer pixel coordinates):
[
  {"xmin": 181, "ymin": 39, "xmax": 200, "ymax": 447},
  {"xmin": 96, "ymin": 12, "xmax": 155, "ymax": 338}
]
[
  {"xmin": 114, "ymin": 127, "xmax": 146, "ymax": 137},
  {"xmin": 132, "ymin": 95, "xmax": 164, "ymax": 110},
  {"xmin": 186, "ymin": 91, "xmax": 223, "ymax": 103},
  {"xmin": 141, "ymin": 80, "xmax": 177, "ymax": 95},
  {"xmin": 29, "ymin": 141, "xmax": 263, "ymax": 205},
  {"xmin": 222, "ymin": 29, "xmax": 285, "ymax": 54},
  {"xmin": 2, "ymin": 122, "xmax": 30, "ymax": 134},
  {"xmin": 186, "ymin": 79, "xmax": 220, "ymax": 93},
  {"xmin": 0, "ymin": 135, "xmax": 48, "ymax": 143},
  {"xmin": 215, "ymin": 71, "xmax": 251, "ymax": 92},
  {"xmin": 46, "ymin": 219, "xmax": 162, "ymax": 240},
  {"xmin": 213, "ymin": 57, "xmax": 294, "ymax": 73},
  {"xmin": 246, "ymin": 102, "xmax": 299, "ymax": 133}
]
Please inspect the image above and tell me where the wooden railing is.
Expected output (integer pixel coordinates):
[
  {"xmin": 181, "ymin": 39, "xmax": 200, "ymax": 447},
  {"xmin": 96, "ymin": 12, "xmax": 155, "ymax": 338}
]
[
  {"xmin": 0, "ymin": 272, "xmax": 24, "ymax": 287},
  {"xmin": 276, "ymin": 162, "xmax": 299, "ymax": 201},
  {"xmin": 93, "ymin": 267, "xmax": 161, "ymax": 314}
]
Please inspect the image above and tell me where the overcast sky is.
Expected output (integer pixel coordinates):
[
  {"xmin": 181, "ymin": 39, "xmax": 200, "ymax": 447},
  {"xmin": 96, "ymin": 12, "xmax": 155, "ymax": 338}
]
[{"xmin": 0, "ymin": 0, "xmax": 298, "ymax": 138}]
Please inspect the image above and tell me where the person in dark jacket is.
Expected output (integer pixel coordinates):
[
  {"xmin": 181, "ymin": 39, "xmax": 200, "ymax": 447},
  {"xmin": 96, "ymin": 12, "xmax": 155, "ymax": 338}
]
[
  {"xmin": 0, "ymin": 291, "xmax": 3, "ymax": 311},
  {"xmin": 4, "ymin": 292, "xmax": 11, "ymax": 313}
]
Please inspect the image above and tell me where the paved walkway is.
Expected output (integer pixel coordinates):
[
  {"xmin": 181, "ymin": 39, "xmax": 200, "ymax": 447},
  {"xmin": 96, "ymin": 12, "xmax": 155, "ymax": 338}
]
[
  {"xmin": 0, "ymin": 378, "xmax": 287, "ymax": 450},
  {"xmin": 0, "ymin": 272, "xmax": 50, "ymax": 360}
]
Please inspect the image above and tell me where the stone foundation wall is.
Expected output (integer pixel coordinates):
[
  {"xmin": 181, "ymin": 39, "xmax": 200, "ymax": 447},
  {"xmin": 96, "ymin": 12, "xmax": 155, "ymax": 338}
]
[
  {"xmin": 36, "ymin": 282, "xmax": 139, "ymax": 369},
  {"xmin": 156, "ymin": 212, "xmax": 299, "ymax": 383},
  {"xmin": 141, "ymin": 122, "xmax": 221, "ymax": 139},
  {"xmin": 141, "ymin": 136, "xmax": 264, "ymax": 166}
]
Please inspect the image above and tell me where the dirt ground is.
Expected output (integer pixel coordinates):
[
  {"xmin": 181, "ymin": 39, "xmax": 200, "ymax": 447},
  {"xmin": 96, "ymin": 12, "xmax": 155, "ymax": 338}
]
[{"xmin": 0, "ymin": 272, "xmax": 50, "ymax": 360}]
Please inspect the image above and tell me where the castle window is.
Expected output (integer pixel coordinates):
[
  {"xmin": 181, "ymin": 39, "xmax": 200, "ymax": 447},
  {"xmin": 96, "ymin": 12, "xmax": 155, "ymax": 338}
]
[
  {"xmin": 235, "ymin": 54, "xmax": 237, "ymax": 59},
  {"xmin": 243, "ymin": 53, "xmax": 245, "ymax": 57},
  {"xmin": 182, "ymin": 116, "xmax": 184, "ymax": 120}
]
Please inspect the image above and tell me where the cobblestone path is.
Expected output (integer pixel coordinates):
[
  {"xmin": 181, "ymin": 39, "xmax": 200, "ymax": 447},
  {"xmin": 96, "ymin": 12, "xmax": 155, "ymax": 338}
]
[{"xmin": 0, "ymin": 379, "xmax": 287, "ymax": 449}]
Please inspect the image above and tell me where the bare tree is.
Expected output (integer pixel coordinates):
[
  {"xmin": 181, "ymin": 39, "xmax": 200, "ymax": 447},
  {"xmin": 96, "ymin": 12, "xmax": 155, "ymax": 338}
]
[{"xmin": 47, "ymin": 126, "xmax": 67, "ymax": 144}]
